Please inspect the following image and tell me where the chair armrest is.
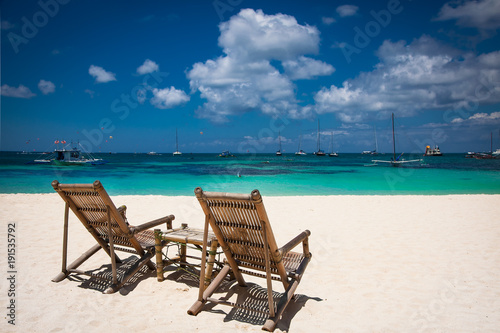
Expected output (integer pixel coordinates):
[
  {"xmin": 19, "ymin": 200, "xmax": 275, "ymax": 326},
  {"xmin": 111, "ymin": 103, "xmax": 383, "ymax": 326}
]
[
  {"xmin": 130, "ymin": 215, "xmax": 175, "ymax": 233},
  {"xmin": 279, "ymin": 230, "xmax": 311, "ymax": 257}
]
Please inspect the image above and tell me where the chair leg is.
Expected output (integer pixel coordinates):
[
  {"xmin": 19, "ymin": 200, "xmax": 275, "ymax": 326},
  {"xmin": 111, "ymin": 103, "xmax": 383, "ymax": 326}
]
[
  {"xmin": 188, "ymin": 264, "xmax": 231, "ymax": 316},
  {"xmin": 263, "ymin": 255, "xmax": 312, "ymax": 331},
  {"xmin": 104, "ymin": 250, "xmax": 156, "ymax": 294},
  {"xmin": 52, "ymin": 244, "xmax": 102, "ymax": 282},
  {"xmin": 263, "ymin": 279, "xmax": 300, "ymax": 332}
]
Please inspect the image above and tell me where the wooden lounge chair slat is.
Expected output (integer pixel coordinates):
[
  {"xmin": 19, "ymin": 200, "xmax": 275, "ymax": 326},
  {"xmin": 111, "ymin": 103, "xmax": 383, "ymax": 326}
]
[
  {"xmin": 51, "ymin": 180, "xmax": 175, "ymax": 294},
  {"xmin": 188, "ymin": 187, "xmax": 312, "ymax": 331}
]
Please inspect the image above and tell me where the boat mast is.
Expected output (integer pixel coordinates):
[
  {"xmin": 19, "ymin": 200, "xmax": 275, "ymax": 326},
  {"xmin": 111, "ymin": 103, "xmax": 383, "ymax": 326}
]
[
  {"xmin": 392, "ymin": 113, "xmax": 396, "ymax": 161},
  {"xmin": 374, "ymin": 127, "xmax": 378, "ymax": 153},
  {"xmin": 330, "ymin": 131, "xmax": 333, "ymax": 153},
  {"xmin": 317, "ymin": 120, "xmax": 321, "ymax": 152},
  {"xmin": 176, "ymin": 128, "xmax": 179, "ymax": 152},
  {"xmin": 491, "ymin": 132, "xmax": 493, "ymax": 154}
]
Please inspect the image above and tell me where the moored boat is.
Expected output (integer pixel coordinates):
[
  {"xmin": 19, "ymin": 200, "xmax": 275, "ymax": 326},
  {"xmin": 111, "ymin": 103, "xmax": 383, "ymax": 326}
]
[
  {"xmin": 276, "ymin": 131, "xmax": 282, "ymax": 156},
  {"xmin": 424, "ymin": 145, "xmax": 443, "ymax": 156},
  {"xmin": 173, "ymin": 128, "xmax": 182, "ymax": 155},
  {"xmin": 372, "ymin": 113, "xmax": 422, "ymax": 166},
  {"xmin": 295, "ymin": 133, "xmax": 306, "ymax": 155},
  {"xmin": 314, "ymin": 120, "xmax": 326, "ymax": 156},
  {"xmin": 31, "ymin": 141, "xmax": 107, "ymax": 165},
  {"xmin": 219, "ymin": 150, "xmax": 234, "ymax": 157}
]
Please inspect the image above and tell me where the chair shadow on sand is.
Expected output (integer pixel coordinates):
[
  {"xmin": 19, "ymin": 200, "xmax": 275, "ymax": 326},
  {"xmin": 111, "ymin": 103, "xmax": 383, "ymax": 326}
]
[
  {"xmin": 164, "ymin": 268, "xmax": 323, "ymax": 331},
  {"xmin": 207, "ymin": 282, "xmax": 322, "ymax": 331},
  {"xmin": 68, "ymin": 256, "xmax": 156, "ymax": 295}
]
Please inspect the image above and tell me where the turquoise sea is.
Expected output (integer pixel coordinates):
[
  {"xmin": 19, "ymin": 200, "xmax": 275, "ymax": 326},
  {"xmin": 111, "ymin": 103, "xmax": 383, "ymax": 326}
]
[{"xmin": 1, "ymin": 151, "xmax": 500, "ymax": 195}]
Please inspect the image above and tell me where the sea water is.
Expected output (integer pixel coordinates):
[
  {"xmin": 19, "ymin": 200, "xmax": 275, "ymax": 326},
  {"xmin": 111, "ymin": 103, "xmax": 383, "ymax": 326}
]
[{"xmin": 1, "ymin": 152, "xmax": 500, "ymax": 195}]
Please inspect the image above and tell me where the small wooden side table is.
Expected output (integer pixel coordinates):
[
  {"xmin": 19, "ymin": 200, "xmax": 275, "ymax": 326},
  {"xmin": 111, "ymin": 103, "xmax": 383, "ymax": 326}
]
[{"xmin": 154, "ymin": 224, "xmax": 219, "ymax": 287}]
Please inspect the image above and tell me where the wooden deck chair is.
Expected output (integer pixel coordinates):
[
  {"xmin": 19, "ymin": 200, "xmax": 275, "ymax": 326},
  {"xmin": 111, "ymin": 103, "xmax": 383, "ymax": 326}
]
[
  {"xmin": 51, "ymin": 180, "xmax": 175, "ymax": 294},
  {"xmin": 188, "ymin": 187, "xmax": 312, "ymax": 331}
]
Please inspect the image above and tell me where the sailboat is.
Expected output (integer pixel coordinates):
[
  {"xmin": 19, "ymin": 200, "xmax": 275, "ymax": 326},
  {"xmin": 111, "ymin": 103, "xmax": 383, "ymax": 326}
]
[
  {"xmin": 295, "ymin": 133, "xmax": 306, "ymax": 155},
  {"xmin": 328, "ymin": 132, "xmax": 338, "ymax": 157},
  {"xmin": 362, "ymin": 127, "xmax": 379, "ymax": 155},
  {"xmin": 173, "ymin": 128, "xmax": 182, "ymax": 156},
  {"xmin": 314, "ymin": 120, "xmax": 326, "ymax": 156},
  {"xmin": 276, "ymin": 131, "xmax": 282, "ymax": 156},
  {"xmin": 473, "ymin": 132, "xmax": 497, "ymax": 159},
  {"xmin": 372, "ymin": 113, "xmax": 421, "ymax": 166}
]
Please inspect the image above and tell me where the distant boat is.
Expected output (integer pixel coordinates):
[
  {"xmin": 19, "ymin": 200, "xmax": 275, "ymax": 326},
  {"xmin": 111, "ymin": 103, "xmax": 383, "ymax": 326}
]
[
  {"xmin": 424, "ymin": 145, "xmax": 443, "ymax": 156},
  {"xmin": 328, "ymin": 132, "xmax": 338, "ymax": 157},
  {"xmin": 494, "ymin": 130, "xmax": 500, "ymax": 156},
  {"xmin": 362, "ymin": 127, "xmax": 379, "ymax": 155},
  {"xmin": 314, "ymin": 119, "xmax": 326, "ymax": 156},
  {"xmin": 173, "ymin": 128, "xmax": 182, "ymax": 156},
  {"xmin": 276, "ymin": 131, "xmax": 282, "ymax": 156},
  {"xmin": 147, "ymin": 151, "xmax": 160, "ymax": 155},
  {"xmin": 372, "ymin": 113, "xmax": 421, "ymax": 166},
  {"xmin": 31, "ymin": 141, "xmax": 107, "ymax": 165},
  {"xmin": 295, "ymin": 133, "xmax": 306, "ymax": 155},
  {"xmin": 219, "ymin": 150, "xmax": 234, "ymax": 157},
  {"xmin": 473, "ymin": 132, "xmax": 497, "ymax": 159}
]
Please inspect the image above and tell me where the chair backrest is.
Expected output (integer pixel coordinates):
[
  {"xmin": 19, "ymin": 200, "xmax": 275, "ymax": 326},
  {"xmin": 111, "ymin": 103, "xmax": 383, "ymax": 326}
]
[
  {"xmin": 52, "ymin": 180, "xmax": 145, "ymax": 253},
  {"xmin": 194, "ymin": 187, "xmax": 287, "ymax": 281}
]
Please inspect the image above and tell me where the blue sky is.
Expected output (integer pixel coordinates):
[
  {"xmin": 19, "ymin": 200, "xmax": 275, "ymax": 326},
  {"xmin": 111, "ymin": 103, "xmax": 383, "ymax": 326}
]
[{"xmin": 1, "ymin": 0, "xmax": 500, "ymax": 153}]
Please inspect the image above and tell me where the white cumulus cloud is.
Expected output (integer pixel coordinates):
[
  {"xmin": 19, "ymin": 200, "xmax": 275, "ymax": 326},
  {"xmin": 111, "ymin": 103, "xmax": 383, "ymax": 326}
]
[
  {"xmin": 282, "ymin": 56, "xmax": 335, "ymax": 80},
  {"xmin": 150, "ymin": 86, "xmax": 190, "ymax": 109},
  {"xmin": 435, "ymin": 0, "xmax": 500, "ymax": 30},
  {"xmin": 322, "ymin": 17, "xmax": 335, "ymax": 25},
  {"xmin": 336, "ymin": 5, "xmax": 359, "ymax": 17},
  {"xmin": 0, "ymin": 84, "xmax": 36, "ymax": 98},
  {"xmin": 89, "ymin": 65, "xmax": 116, "ymax": 83},
  {"xmin": 315, "ymin": 35, "xmax": 500, "ymax": 122},
  {"xmin": 137, "ymin": 59, "xmax": 159, "ymax": 75},
  {"xmin": 187, "ymin": 9, "xmax": 332, "ymax": 122},
  {"xmin": 451, "ymin": 111, "xmax": 500, "ymax": 124},
  {"xmin": 218, "ymin": 9, "xmax": 320, "ymax": 61},
  {"xmin": 38, "ymin": 80, "xmax": 55, "ymax": 95}
]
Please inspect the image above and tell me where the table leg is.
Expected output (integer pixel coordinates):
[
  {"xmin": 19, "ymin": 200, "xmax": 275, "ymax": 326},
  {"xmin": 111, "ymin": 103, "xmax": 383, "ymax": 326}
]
[
  {"xmin": 180, "ymin": 243, "xmax": 187, "ymax": 268},
  {"xmin": 154, "ymin": 229, "xmax": 164, "ymax": 282},
  {"xmin": 204, "ymin": 239, "xmax": 218, "ymax": 288}
]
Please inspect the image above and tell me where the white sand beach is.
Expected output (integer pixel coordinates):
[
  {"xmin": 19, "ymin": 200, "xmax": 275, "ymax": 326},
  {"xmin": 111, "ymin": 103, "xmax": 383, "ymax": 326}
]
[{"xmin": 1, "ymin": 193, "xmax": 499, "ymax": 332}]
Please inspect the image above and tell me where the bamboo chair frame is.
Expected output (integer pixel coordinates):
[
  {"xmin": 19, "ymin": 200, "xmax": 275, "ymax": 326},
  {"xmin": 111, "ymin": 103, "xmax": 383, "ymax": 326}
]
[
  {"xmin": 51, "ymin": 180, "xmax": 175, "ymax": 294},
  {"xmin": 188, "ymin": 187, "xmax": 312, "ymax": 331}
]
